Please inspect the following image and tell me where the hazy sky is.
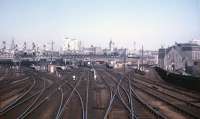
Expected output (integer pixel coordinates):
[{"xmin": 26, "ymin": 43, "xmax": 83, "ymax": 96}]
[{"xmin": 0, "ymin": 0, "xmax": 200, "ymax": 50}]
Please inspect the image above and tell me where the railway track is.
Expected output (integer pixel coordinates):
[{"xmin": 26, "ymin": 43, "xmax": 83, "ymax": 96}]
[
  {"xmin": 56, "ymin": 79, "xmax": 85, "ymax": 119},
  {"xmin": 110, "ymin": 67, "xmax": 200, "ymax": 118},
  {"xmin": 0, "ymin": 71, "xmax": 27, "ymax": 88},
  {"xmin": 134, "ymin": 79, "xmax": 200, "ymax": 109},
  {"xmin": 0, "ymin": 72, "xmax": 47, "ymax": 119},
  {"xmin": 25, "ymin": 81, "xmax": 66, "ymax": 119},
  {"xmin": 97, "ymin": 72, "xmax": 114, "ymax": 118},
  {"xmin": 1, "ymin": 66, "xmax": 200, "ymax": 119},
  {"xmin": 130, "ymin": 88, "xmax": 167, "ymax": 119},
  {"xmin": 132, "ymin": 79, "xmax": 200, "ymax": 119},
  {"xmin": 2, "ymin": 67, "xmax": 92, "ymax": 119},
  {"xmin": 56, "ymin": 69, "xmax": 89, "ymax": 119},
  {"xmin": 109, "ymin": 69, "xmax": 165, "ymax": 119},
  {"xmin": 97, "ymin": 69, "xmax": 132, "ymax": 119},
  {"xmin": 127, "ymin": 70, "xmax": 200, "ymax": 119},
  {"xmin": 100, "ymin": 69, "xmax": 131, "ymax": 107},
  {"xmin": 134, "ymin": 72, "xmax": 200, "ymax": 101},
  {"xmin": 0, "ymin": 75, "xmax": 36, "ymax": 110},
  {"xmin": 0, "ymin": 77, "xmax": 32, "ymax": 98},
  {"xmin": 25, "ymin": 68, "xmax": 85, "ymax": 119}
]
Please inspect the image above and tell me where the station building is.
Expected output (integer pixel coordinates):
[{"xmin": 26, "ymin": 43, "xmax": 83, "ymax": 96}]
[{"xmin": 158, "ymin": 42, "xmax": 200, "ymax": 76}]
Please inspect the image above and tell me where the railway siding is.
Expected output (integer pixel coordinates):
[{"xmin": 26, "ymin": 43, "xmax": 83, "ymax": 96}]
[{"xmin": 1, "ymin": 67, "xmax": 200, "ymax": 119}]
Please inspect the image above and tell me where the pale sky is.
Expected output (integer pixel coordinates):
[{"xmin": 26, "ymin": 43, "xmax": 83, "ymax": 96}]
[{"xmin": 0, "ymin": 0, "xmax": 200, "ymax": 50}]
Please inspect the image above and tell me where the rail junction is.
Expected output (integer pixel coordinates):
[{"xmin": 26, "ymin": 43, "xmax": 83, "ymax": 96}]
[{"xmin": 0, "ymin": 64, "xmax": 200, "ymax": 119}]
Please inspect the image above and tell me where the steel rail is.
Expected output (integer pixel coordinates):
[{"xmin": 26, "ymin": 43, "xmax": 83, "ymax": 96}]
[
  {"xmin": 103, "ymin": 76, "xmax": 122, "ymax": 119},
  {"xmin": 56, "ymin": 75, "xmax": 85, "ymax": 119},
  {"xmin": 133, "ymin": 79, "xmax": 200, "ymax": 119},
  {"xmin": 16, "ymin": 77, "xmax": 46, "ymax": 119},
  {"xmin": 130, "ymin": 86, "xmax": 168, "ymax": 119},
  {"xmin": 85, "ymin": 71, "xmax": 89, "ymax": 119},
  {"xmin": 1, "ymin": 76, "xmax": 36, "ymax": 113}
]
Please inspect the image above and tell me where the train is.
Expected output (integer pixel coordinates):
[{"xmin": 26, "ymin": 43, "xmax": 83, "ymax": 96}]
[
  {"xmin": 106, "ymin": 60, "xmax": 116, "ymax": 68},
  {"xmin": 78, "ymin": 58, "xmax": 93, "ymax": 68},
  {"xmin": 154, "ymin": 67, "xmax": 200, "ymax": 91}
]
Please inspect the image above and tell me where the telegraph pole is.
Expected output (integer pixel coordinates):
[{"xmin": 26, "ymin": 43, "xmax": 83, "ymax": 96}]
[
  {"xmin": 2, "ymin": 41, "xmax": 6, "ymax": 53},
  {"xmin": 51, "ymin": 41, "xmax": 54, "ymax": 64},
  {"xmin": 124, "ymin": 48, "xmax": 127, "ymax": 73},
  {"xmin": 133, "ymin": 41, "xmax": 136, "ymax": 53},
  {"xmin": 11, "ymin": 38, "xmax": 15, "ymax": 51},
  {"xmin": 51, "ymin": 40, "xmax": 54, "ymax": 52},
  {"xmin": 23, "ymin": 41, "xmax": 27, "ymax": 51},
  {"xmin": 141, "ymin": 45, "xmax": 144, "ymax": 71}
]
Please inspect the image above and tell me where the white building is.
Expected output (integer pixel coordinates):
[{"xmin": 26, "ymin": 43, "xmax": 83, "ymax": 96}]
[
  {"xmin": 83, "ymin": 46, "xmax": 103, "ymax": 55},
  {"xmin": 63, "ymin": 38, "xmax": 81, "ymax": 52}
]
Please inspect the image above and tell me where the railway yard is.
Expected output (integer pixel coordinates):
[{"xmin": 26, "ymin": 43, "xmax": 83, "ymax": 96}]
[{"xmin": 0, "ymin": 65, "xmax": 200, "ymax": 119}]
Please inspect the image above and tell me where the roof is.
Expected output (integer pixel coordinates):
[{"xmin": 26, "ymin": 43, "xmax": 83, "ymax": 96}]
[{"xmin": 176, "ymin": 43, "xmax": 200, "ymax": 51}]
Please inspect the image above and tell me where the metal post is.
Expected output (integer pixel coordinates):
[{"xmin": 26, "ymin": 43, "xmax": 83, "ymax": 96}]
[
  {"xmin": 141, "ymin": 45, "xmax": 144, "ymax": 71},
  {"xmin": 124, "ymin": 48, "xmax": 126, "ymax": 73},
  {"xmin": 50, "ymin": 41, "xmax": 54, "ymax": 64}
]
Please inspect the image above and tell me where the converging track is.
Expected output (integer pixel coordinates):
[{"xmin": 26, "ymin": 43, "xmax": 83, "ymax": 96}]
[{"xmin": 1, "ymin": 66, "xmax": 200, "ymax": 119}]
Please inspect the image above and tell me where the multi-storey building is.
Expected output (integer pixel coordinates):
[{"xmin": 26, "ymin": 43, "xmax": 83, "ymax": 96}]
[
  {"xmin": 63, "ymin": 38, "xmax": 81, "ymax": 53},
  {"xmin": 158, "ymin": 42, "xmax": 200, "ymax": 76},
  {"xmin": 158, "ymin": 48, "xmax": 165, "ymax": 68}
]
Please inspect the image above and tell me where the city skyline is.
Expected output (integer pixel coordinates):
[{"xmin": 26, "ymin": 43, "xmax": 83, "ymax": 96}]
[{"xmin": 0, "ymin": 0, "xmax": 200, "ymax": 50}]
